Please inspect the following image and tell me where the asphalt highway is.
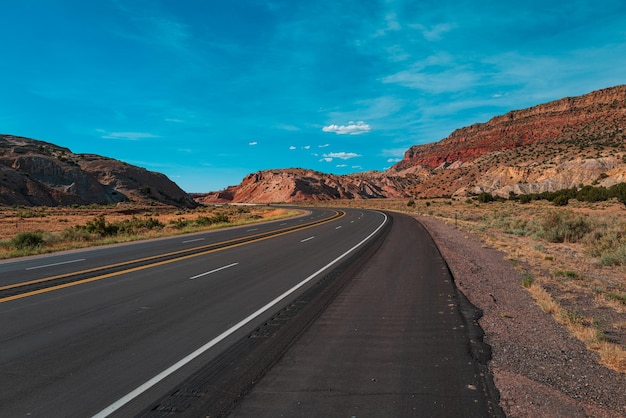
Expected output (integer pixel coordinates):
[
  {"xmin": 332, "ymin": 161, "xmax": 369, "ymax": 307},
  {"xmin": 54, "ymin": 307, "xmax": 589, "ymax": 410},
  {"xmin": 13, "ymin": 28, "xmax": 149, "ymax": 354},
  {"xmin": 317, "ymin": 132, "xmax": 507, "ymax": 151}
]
[
  {"xmin": 0, "ymin": 207, "xmax": 388, "ymax": 417},
  {"xmin": 230, "ymin": 212, "xmax": 501, "ymax": 417}
]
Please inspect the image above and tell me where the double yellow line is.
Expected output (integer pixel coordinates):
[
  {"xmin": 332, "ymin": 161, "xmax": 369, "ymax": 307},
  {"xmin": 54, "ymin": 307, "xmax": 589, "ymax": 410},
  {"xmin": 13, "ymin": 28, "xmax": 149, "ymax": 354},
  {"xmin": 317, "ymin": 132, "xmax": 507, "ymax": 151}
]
[{"xmin": 0, "ymin": 210, "xmax": 345, "ymax": 303}]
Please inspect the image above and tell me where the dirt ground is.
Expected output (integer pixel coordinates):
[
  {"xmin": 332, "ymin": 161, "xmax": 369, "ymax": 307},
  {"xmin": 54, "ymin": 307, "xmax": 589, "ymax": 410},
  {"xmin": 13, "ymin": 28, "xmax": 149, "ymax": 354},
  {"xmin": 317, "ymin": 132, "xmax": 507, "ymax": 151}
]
[{"xmin": 418, "ymin": 215, "xmax": 626, "ymax": 417}]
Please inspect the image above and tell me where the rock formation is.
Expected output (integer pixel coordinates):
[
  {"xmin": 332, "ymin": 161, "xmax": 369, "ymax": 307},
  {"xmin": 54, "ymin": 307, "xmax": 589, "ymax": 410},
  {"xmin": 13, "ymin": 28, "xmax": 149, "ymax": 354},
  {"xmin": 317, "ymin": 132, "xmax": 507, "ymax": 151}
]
[
  {"xmin": 0, "ymin": 135, "xmax": 197, "ymax": 207},
  {"xmin": 194, "ymin": 168, "xmax": 409, "ymax": 204},
  {"xmin": 200, "ymin": 85, "xmax": 626, "ymax": 203}
]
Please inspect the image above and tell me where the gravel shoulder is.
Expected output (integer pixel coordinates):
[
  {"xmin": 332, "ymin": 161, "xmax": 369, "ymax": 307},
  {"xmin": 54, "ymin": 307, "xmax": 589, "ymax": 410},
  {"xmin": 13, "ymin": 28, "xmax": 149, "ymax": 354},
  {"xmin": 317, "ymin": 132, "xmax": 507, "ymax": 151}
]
[{"xmin": 415, "ymin": 215, "xmax": 626, "ymax": 418}]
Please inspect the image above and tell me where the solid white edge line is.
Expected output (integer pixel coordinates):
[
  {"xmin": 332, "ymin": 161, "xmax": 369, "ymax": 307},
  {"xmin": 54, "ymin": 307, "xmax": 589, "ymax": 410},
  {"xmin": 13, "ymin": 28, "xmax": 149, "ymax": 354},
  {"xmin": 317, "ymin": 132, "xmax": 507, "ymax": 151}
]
[
  {"xmin": 25, "ymin": 258, "xmax": 86, "ymax": 271},
  {"xmin": 91, "ymin": 211, "xmax": 388, "ymax": 418},
  {"xmin": 189, "ymin": 263, "xmax": 239, "ymax": 280}
]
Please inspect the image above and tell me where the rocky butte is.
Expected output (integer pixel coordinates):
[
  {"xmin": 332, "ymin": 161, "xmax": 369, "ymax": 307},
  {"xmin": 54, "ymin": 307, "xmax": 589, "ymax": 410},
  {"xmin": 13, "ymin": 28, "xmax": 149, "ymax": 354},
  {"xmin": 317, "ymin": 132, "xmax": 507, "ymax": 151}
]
[
  {"xmin": 197, "ymin": 85, "xmax": 626, "ymax": 204},
  {"xmin": 0, "ymin": 135, "xmax": 197, "ymax": 207}
]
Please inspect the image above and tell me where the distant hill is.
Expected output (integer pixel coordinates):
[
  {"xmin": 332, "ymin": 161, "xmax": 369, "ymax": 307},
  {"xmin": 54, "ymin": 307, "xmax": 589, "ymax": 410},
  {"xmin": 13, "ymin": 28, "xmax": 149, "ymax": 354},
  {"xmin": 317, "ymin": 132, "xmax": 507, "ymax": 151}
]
[
  {"xmin": 198, "ymin": 85, "xmax": 626, "ymax": 203},
  {"xmin": 193, "ymin": 168, "xmax": 410, "ymax": 204},
  {"xmin": 0, "ymin": 135, "xmax": 197, "ymax": 207}
]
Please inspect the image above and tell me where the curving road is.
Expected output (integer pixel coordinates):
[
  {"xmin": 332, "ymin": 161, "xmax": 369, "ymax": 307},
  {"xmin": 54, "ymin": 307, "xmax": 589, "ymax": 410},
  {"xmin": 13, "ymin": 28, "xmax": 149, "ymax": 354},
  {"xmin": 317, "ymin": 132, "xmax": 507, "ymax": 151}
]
[{"xmin": 0, "ymin": 208, "xmax": 388, "ymax": 417}]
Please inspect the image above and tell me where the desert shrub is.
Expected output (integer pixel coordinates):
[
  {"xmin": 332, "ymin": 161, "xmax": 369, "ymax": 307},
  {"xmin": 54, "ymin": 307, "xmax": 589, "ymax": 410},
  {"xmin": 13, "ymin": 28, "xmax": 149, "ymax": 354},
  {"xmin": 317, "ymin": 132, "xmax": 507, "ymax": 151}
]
[
  {"xmin": 170, "ymin": 218, "xmax": 189, "ymax": 229},
  {"xmin": 195, "ymin": 216, "xmax": 213, "ymax": 226},
  {"xmin": 552, "ymin": 195, "xmax": 569, "ymax": 206},
  {"xmin": 477, "ymin": 192, "xmax": 495, "ymax": 203},
  {"xmin": 599, "ymin": 244, "xmax": 626, "ymax": 266},
  {"xmin": 583, "ymin": 216, "xmax": 626, "ymax": 265},
  {"xmin": 210, "ymin": 213, "xmax": 230, "ymax": 224},
  {"xmin": 79, "ymin": 215, "xmax": 118, "ymax": 236},
  {"xmin": 11, "ymin": 231, "xmax": 44, "ymax": 250},
  {"xmin": 534, "ymin": 211, "xmax": 591, "ymax": 243},
  {"xmin": 116, "ymin": 216, "xmax": 163, "ymax": 234},
  {"xmin": 407, "ymin": 199, "xmax": 416, "ymax": 207}
]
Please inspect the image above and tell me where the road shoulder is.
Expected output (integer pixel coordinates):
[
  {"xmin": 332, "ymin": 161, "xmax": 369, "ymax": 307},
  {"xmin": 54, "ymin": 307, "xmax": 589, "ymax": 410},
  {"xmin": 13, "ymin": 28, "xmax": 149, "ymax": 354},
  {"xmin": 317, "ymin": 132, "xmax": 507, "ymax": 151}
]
[
  {"xmin": 416, "ymin": 215, "xmax": 626, "ymax": 417},
  {"xmin": 230, "ymin": 212, "xmax": 502, "ymax": 417}
]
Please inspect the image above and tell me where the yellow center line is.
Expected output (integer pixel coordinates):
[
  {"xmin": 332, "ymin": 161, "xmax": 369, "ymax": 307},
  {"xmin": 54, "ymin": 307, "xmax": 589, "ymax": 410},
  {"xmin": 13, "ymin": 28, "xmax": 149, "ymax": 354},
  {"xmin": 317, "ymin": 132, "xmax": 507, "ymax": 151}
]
[{"xmin": 0, "ymin": 210, "xmax": 345, "ymax": 303}]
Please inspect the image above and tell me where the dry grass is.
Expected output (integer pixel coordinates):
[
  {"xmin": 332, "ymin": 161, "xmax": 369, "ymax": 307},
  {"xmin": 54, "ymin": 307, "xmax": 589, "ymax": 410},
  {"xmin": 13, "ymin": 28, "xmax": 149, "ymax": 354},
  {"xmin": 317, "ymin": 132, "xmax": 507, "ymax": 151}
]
[
  {"xmin": 308, "ymin": 197, "xmax": 626, "ymax": 373},
  {"xmin": 0, "ymin": 204, "xmax": 300, "ymax": 259},
  {"xmin": 528, "ymin": 282, "xmax": 626, "ymax": 371}
]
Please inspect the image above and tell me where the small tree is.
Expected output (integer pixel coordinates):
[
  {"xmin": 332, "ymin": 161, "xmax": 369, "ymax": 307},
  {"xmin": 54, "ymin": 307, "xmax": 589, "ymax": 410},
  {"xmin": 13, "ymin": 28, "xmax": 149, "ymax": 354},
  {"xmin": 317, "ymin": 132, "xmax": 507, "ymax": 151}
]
[{"xmin": 477, "ymin": 192, "xmax": 495, "ymax": 203}]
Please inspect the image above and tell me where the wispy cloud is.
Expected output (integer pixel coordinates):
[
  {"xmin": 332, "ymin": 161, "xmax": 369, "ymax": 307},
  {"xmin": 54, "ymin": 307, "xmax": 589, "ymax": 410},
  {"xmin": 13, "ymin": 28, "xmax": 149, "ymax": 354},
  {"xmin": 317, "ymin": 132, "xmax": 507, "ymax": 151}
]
[
  {"xmin": 318, "ymin": 143, "xmax": 330, "ymax": 148},
  {"xmin": 409, "ymin": 23, "xmax": 456, "ymax": 41},
  {"xmin": 276, "ymin": 123, "xmax": 300, "ymax": 131},
  {"xmin": 381, "ymin": 148, "xmax": 407, "ymax": 158},
  {"xmin": 289, "ymin": 146, "xmax": 296, "ymax": 150},
  {"xmin": 99, "ymin": 130, "xmax": 160, "ymax": 141},
  {"xmin": 322, "ymin": 121, "xmax": 371, "ymax": 135},
  {"xmin": 249, "ymin": 141, "xmax": 258, "ymax": 146},
  {"xmin": 111, "ymin": 2, "xmax": 192, "ymax": 55},
  {"xmin": 387, "ymin": 157, "xmax": 402, "ymax": 163}
]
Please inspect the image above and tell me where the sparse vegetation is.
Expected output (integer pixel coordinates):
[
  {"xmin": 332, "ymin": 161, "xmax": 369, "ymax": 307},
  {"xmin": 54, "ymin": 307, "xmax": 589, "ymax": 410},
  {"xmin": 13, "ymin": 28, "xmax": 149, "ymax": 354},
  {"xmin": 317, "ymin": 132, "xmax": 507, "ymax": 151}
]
[
  {"xmin": 0, "ymin": 205, "xmax": 300, "ymax": 258},
  {"xmin": 11, "ymin": 231, "xmax": 44, "ymax": 250}
]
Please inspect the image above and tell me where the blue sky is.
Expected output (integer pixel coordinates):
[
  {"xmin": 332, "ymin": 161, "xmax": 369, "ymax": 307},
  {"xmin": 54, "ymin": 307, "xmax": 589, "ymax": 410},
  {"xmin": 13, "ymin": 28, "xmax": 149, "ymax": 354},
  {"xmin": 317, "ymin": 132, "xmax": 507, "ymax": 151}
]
[{"xmin": 1, "ymin": 1, "xmax": 626, "ymax": 192}]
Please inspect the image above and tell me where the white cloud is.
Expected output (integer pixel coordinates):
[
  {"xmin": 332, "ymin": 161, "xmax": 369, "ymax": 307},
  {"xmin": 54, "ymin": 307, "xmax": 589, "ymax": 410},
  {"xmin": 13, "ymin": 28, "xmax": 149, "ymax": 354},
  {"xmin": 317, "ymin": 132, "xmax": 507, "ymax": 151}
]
[
  {"xmin": 101, "ymin": 131, "xmax": 160, "ymax": 141},
  {"xmin": 289, "ymin": 146, "xmax": 296, "ymax": 150},
  {"xmin": 321, "ymin": 152, "xmax": 361, "ymax": 162},
  {"xmin": 336, "ymin": 164, "xmax": 347, "ymax": 168},
  {"xmin": 319, "ymin": 143, "xmax": 330, "ymax": 148},
  {"xmin": 303, "ymin": 145, "xmax": 311, "ymax": 149},
  {"xmin": 249, "ymin": 141, "xmax": 258, "ymax": 146},
  {"xmin": 165, "ymin": 118, "xmax": 184, "ymax": 123},
  {"xmin": 387, "ymin": 157, "xmax": 402, "ymax": 163},
  {"xmin": 322, "ymin": 121, "xmax": 371, "ymax": 135},
  {"xmin": 352, "ymin": 165, "xmax": 363, "ymax": 169}
]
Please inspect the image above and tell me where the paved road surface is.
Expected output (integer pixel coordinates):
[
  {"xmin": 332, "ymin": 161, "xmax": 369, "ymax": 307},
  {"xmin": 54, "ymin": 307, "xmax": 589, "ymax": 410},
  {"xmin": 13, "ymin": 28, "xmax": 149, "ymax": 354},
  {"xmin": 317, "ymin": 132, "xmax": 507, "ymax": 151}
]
[
  {"xmin": 0, "ymin": 208, "xmax": 388, "ymax": 417},
  {"xmin": 229, "ymin": 212, "xmax": 501, "ymax": 417}
]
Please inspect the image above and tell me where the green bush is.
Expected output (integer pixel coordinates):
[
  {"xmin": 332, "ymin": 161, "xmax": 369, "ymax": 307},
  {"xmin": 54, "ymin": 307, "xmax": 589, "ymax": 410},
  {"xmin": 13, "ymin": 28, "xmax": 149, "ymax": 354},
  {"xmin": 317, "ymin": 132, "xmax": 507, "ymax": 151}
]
[
  {"xmin": 12, "ymin": 231, "xmax": 44, "ymax": 250},
  {"xmin": 609, "ymin": 183, "xmax": 626, "ymax": 206},
  {"xmin": 477, "ymin": 192, "xmax": 495, "ymax": 203},
  {"xmin": 552, "ymin": 195, "xmax": 569, "ymax": 206},
  {"xmin": 116, "ymin": 216, "xmax": 163, "ymax": 234},
  {"xmin": 576, "ymin": 185, "xmax": 609, "ymax": 203}
]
